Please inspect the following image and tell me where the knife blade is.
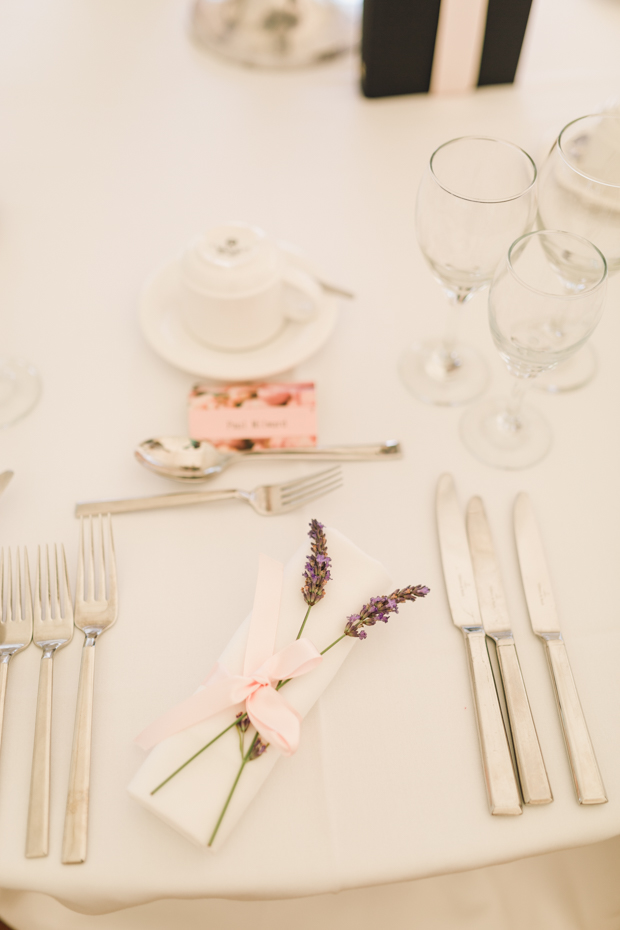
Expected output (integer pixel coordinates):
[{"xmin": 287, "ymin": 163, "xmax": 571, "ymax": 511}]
[
  {"xmin": 0, "ymin": 471, "xmax": 13, "ymax": 499},
  {"xmin": 514, "ymin": 492, "xmax": 606, "ymax": 805},
  {"xmin": 466, "ymin": 496, "xmax": 552, "ymax": 805},
  {"xmin": 436, "ymin": 474, "xmax": 521, "ymax": 816}
]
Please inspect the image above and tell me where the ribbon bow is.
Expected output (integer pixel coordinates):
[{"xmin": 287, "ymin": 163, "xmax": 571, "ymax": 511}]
[{"xmin": 136, "ymin": 554, "xmax": 322, "ymax": 756}]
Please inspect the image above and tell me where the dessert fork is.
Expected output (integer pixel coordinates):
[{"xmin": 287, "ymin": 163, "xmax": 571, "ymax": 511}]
[
  {"xmin": 0, "ymin": 549, "xmax": 33, "ymax": 759},
  {"xmin": 75, "ymin": 466, "xmax": 343, "ymax": 516},
  {"xmin": 62, "ymin": 515, "xmax": 117, "ymax": 865},
  {"xmin": 26, "ymin": 546, "xmax": 74, "ymax": 858}
]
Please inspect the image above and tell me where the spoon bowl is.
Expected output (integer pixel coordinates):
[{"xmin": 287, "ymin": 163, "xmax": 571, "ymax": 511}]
[{"xmin": 135, "ymin": 437, "xmax": 401, "ymax": 482}]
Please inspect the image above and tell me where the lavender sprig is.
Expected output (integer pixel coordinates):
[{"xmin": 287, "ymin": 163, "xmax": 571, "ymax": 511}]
[
  {"xmin": 301, "ymin": 519, "xmax": 332, "ymax": 608},
  {"xmin": 248, "ymin": 736, "xmax": 269, "ymax": 760},
  {"xmin": 320, "ymin": 585, "xmax": 430, "ymax": 655},
  {"xmin": 344, "ymin": 586, "xmax": 430, "ymax": 640}
]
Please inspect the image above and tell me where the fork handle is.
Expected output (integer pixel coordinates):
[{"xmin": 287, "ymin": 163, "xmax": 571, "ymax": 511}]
[
  {"xmin": 26, "ymin": 653, "xmax": 54, "ymax": 858},
  {"xmin": 76, "ymin": 488, "xmax": 242, "ymax": 516},
  {"xmin": 62, "ymin": 639, "xmax": 97, "ymax": 864},
  {"xmin": 0, "ymin": 657, "xmax": 9, "ymax": 759}
]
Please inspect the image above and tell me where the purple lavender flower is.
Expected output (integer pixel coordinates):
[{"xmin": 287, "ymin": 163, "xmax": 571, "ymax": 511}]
[
  {"xmin": 249, "ymin": 736, "xmax": 269, "ymax": 761},
  {"xmin": 345, "ymin": 585, "xmax": 430, "ymax": 639},
  {"xmin": 235, "ymin": 712, "xmax": 250, "ymax": 733},
  {"xmin": 301, "ymin": 519, "xmax": 332, "ymax": 607}
]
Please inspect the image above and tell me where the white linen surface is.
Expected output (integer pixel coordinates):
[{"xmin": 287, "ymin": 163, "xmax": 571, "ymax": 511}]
[
  {"xmin": 128, "ymin": 527, "xmax": 392, "ymax": 848},
  {"xmin": 0, "ymin": 0, "xmax": 620, "ymax": 921}
]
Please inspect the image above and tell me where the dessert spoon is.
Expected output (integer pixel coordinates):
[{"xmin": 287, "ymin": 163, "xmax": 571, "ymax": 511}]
[{"xmin": 135, "ymin": 437, "xmax": 401, "ymax": 483}]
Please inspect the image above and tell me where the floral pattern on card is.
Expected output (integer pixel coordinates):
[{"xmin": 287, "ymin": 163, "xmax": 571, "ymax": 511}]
[{"xmin": 188, "ymin": 382, "xmax": 317, "ymax": 451}]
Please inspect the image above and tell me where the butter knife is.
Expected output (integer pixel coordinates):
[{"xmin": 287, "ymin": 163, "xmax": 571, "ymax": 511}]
[
  {"xmin": 466, "ymin": 496, "xmax": 552, "ymax": 805},
  {"xmin": 514, "ymin": 492, "xmax": 607, "ymax": 805},
  {"xmin": 436, "ymin": 475, "xmax": 521, "ymax": 816}
]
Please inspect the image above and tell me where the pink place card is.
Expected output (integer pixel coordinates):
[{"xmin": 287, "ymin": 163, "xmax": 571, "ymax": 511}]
[{"xmin": 188, "ymin": 382, "xmax": 317, "ymax": 451}]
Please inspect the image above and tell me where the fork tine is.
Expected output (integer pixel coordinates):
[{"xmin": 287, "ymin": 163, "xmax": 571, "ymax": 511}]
[
  {"xmin": 15, "ymin": 547, "xmax": 22, "ymax": 624},
  {"xmin": 87, "ymin": 516, "xmax": 95, "ymax": 602},
  {"xmin": 77, "ymin": 517, "xmax": 85, "ymax": 605},
  {"xmin": 23, "ymin": 548, "xmax": 33, "ymax": 626},
  {"xmin": 277, "ymin": 465, "xmax": 341, "ymax": 494},
  {"xmin": 59, "ymin": 544, "xmax": 73, "ymax": 622},
  {"xmin": 6, "ymin": 550, "xmax": 12, "ymax": 624},
  {"xmin": 281, "ymin": 471, "xmax": 343, "ymax": 501},
  {"xmin": 98, "ymin": 514, "xmax": 105, "ymax": 600},
  {"xmin": 34, "ymin": 547, "xmax": 42, "ymax": 626},
  {"xmin": 280, "ymin": 468, "xmax": 343, "ymax": 503},
  {"xmin": 51, "ymin": 544, "xmax": 61, "ymax": 621},
  {"xmin": 107, "ymin": 515, "xmax": 117, "ymax": 611},
  {"xmin": 280, "ymin": 477, "xmax": 343, "ymax": 512},
  {"xmin": 45, "ymin": 545, "xmax": 53, "ymax": 623}
]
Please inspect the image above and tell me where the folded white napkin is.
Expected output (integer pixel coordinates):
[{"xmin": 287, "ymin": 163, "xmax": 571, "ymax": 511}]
[{"xmin": 127, "ymin": 527, "xmax": 392, "ymax": 848}]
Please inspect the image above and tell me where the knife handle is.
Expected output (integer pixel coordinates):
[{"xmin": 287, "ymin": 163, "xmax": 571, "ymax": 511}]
[
  {"xmin": 463, "ymin": 628, "xmax": 522, "ymax": 816},
  {"xmin": 543, "ymin": 636, "xmax": 607, "ymax": 805},
  {"xmin": 496, "ymin": 640, "xmax": 553, "ymax": 805}
]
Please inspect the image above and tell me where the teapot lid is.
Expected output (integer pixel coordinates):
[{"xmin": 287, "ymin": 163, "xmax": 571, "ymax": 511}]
[{"xmin": 181, "ymin": 223, "xmax": 281, "ymax": 297}]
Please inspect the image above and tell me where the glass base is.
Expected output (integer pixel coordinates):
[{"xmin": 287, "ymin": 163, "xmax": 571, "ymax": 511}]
[
  {"xmin": 190, "ymin": 0, "xmax": 360, "ymax": 69},
  {"xmin": 533, "ymin": 345, "xmax": 596, "ymax": 393},
  {"xmin": 460, "ymin": 396, "xmax": 552, "ymax": 469},
  {"xmin": 399, "ymin": 339, "xmax": 489, "ymax": 406},
  {"xmin": 0, "ymin": 358, "xmax": 41, "ymax": 428}
]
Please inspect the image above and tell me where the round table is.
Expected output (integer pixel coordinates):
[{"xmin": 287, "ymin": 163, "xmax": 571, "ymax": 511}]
[{"xmin": 0, "ymin": 0, "xmax": 619, "ymax": 926}]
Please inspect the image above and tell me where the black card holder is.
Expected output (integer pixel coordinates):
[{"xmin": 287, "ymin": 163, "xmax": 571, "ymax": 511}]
[
  {"xmin": 361, "ymin": 0, "xmax": 442, "ymax": 98},
  {"xmin": 361, "ymin": 0, "xmax": 534, "ymax": 99}
]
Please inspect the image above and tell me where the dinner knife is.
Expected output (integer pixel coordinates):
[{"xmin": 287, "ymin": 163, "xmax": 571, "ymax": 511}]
[
  {"xmin": 436, "ymin": 474, "xmax": 521, "ymax": 816},
  {"xmin": 466, "ymin": 496, "xmax": 552, "ymax": 805},
  {"xmin": 0, "ymin": 471, "xmax": 13, "ymax": 498},
  {"xmin": 514, "ymin": 492, "xmax": 607, "ymax": 805}
]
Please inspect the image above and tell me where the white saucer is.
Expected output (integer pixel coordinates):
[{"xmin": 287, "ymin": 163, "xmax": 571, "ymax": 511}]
[{"xmin": 139, "ymin": 254, "xmax": 339, "ymax": 381}]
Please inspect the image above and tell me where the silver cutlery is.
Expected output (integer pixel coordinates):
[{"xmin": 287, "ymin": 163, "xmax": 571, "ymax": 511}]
[
  {"xmin": 76, "ymin": 466, "xmax": 343, "ymax": 517},
  {"xmin": 0, "ymin": 471, "xmax": 13, "ymax": 499},
  {"xmin": 320, "ymin": 280, "xmax": 354, "ymax": 299},
  {"xmin": 0, "ymin": 549, "xmax": 33, "ymax": 760},
  {"xmin": 514, "ymin": 492, "xmax": 607, "ymax": 805},
  {"xmin": 135, "ymin": 437, "xmax": 401, "ymax": 482},
  {"xmin": 62, "ymin": 515, "xmax": 118, "ymax": 864},
  {"xmin": 466, "ymin": 496, "xmax": 552, "ymax": 806},
  {"xmin": 436, "ymin": 475, "xmax": 521, "ymax": 816},
  {"xmin": 26, "ymin": 546, "xmax": 74, "ymax": 859}
]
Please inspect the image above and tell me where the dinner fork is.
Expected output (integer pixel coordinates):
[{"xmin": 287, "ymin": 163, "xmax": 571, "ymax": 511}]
[
  {"xmin": 26, "ymin": 546, "xmax": 73, "ymax": 859},
  {"xmin": 74, "ymin": 466, "xmax": 343, "ymax": 516},
  {"xmin": 0, "ymin": 549, "xmax": 33, "ymax": 759},
  {"xmin": 62, "ymin": 515, "xmax": 117, "ymax": 865}
]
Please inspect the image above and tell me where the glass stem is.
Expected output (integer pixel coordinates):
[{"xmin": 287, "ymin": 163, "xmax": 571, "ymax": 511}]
[
  {"xmin": 442, "ymin": 295, "xmax": 463, "ymax": 355},
  {"xmin": 432, "ymin": 292, "xmax": 469, "ymax": 377},
  {"xmin": 503, "ymin": 377, "xmax": 530, "ymax": 431}
]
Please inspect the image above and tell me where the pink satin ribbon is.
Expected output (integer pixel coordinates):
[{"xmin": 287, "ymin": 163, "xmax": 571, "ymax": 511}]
[{"xmin": 135, "ymin": 554, "xmax": 322, "ymax": 756}]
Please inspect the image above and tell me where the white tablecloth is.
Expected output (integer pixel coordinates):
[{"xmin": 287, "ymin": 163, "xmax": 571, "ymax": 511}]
[{"xmin": 0, "ymin": 0, "xmax": 619, "ymax": 926}]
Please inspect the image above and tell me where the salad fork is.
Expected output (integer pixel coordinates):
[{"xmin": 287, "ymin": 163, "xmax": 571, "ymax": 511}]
[
  {"xmin": 62, "ymin": 515, "xmax": 117, "ymax": 865},
  {"xmin": 75, "ymin": 466, "xmax": 343, "ymax": 516},
  {"xmin": 0, "ymin": 549, "xmax": 33, "ymax": 759},
  {"xmin": 26, "ymin": 546, "xmax": 74, "ymax": 858}
]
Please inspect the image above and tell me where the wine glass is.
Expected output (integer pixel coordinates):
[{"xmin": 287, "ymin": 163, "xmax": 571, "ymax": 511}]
[
  {"xmin": 0, "ymin": 358, "xmax": 40, "ymax": 428},
  {"xmin": 460, "ymin": 230, "xmax": 607, "ymax": 469},
  {"xmin": 536, "ymin": 113, "xmax": 620, "ymax": 391},
  {"xmin": 400, "ymin": 137, "xmax": 537, "ymax": 406}
]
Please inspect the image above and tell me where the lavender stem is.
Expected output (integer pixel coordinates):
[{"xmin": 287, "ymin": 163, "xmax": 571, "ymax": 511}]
[
  {"xmin": 150, "ymin": 720, "xmax": 237, "ymax": 795},
  {"xmin": 207, "ymin": 734, "xmax": 258, "ymax": 847},
  {"xmin": 296, "ymin": 606, "xmax": 312, "ymax": 640}
]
